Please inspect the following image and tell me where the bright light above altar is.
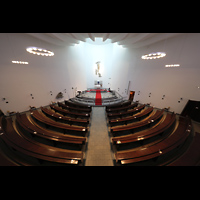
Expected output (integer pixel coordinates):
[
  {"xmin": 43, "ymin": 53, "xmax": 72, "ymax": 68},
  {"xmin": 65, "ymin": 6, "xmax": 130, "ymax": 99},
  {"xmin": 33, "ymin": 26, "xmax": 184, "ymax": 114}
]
[{"xmin": 85, "ymin": 37, "xmax": 112, "ymax": 45}]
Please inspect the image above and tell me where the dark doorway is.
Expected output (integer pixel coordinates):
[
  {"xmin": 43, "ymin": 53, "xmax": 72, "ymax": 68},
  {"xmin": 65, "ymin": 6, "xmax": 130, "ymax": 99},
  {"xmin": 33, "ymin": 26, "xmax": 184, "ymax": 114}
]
[
  {"xmin": 129, "ymin": 91, "xmax": 135, "ymax": 102},
  {"xmin": 181, "ymin": 100, "xmax": 200, "ymax": 122}
]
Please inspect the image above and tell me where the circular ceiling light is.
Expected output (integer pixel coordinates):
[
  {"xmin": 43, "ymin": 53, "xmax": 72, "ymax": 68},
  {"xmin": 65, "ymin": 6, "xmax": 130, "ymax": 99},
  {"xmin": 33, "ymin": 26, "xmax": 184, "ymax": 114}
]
[
  {"xmin": 165, "ymin": 64, "xmax": 180, "ymax": 67},
  {"xmin": 26, "ymin": 47, "xmax": 54, "ymax": 56},
  {"xmin": 141, "ymin": 52, "xmax": 166, "ymax": 60}
]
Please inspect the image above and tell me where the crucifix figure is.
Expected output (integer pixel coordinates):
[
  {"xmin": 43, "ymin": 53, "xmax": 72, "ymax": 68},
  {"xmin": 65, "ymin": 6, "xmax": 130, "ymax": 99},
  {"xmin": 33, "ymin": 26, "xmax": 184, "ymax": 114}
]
[{"xmin": 95, "ymin": 61, "xmax": 101, "ymax": 77}]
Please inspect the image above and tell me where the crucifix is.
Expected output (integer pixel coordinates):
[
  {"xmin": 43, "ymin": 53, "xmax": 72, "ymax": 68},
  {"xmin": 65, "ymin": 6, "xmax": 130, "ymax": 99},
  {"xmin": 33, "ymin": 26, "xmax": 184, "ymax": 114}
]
[{"xmin": 95, "ymin": 61, "xmax": 102, "ymax": 77}]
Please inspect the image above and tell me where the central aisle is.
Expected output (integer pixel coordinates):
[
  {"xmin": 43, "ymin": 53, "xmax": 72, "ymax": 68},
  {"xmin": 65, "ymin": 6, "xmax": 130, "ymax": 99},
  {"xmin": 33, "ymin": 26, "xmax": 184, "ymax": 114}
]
[{"xmin": 85, "ymin": 107, "xmax": 114, "ymax": 166}]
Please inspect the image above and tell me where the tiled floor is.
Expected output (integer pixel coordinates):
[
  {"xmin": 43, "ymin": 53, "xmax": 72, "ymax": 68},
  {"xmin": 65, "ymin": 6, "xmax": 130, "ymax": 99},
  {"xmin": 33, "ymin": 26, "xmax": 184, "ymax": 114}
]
[{"xmin": 85, "ymin": 107, "xmax": 114, "ymax": 166}]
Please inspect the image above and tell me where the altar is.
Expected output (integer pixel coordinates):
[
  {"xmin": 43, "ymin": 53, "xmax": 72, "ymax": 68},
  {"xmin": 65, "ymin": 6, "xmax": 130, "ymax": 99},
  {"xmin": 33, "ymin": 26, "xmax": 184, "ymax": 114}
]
[
  {"xmin": 94, "ymin": 84, "xmax": 101, "ymax": 89},
  {"xmin": 94, "ymin": 80, "xmax": 102, "ymax": 89}
]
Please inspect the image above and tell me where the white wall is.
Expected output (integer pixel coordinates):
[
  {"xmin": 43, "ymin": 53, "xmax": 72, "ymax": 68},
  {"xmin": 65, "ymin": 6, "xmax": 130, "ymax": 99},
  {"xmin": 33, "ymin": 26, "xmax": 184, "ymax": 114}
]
[
  {"xmin": 0, "ymin": 33, "xmax": 86, "ymax": 114},
  {"xmin": 110, "ymin": 43, "xmax": 134, "ymax": 98},
  {"xmin": 81, "ymin": 41, "xmax": 113, "ymax": 89},
  {"xmin": 0, "ymin": 34, "xmax": 129, "ymax": 114},
  {"xmin": 1, "ymin": 33, "xmax": 200, "ymax": 115},
  {"xmin": 73, "ymin": 40, "xmax": 130, "ymax": 94},
  {"xmin": 129, "ymin": 33, "xmax": 200, "ymax": 114}
]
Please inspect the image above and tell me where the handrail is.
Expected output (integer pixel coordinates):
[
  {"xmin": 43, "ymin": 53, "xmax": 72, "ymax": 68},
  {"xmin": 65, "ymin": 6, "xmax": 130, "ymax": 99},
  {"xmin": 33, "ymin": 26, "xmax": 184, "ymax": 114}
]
[{"xmin": 72, "ymin": 89, "xmax": 125, "ymax": 106}]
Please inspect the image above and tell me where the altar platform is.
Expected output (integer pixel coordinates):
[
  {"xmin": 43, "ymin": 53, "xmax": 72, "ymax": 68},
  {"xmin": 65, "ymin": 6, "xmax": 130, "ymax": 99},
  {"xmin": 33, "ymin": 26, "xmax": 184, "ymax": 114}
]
[
  {"xmin": 71, "ymin": 88, "xmax": 124, "ymax": 106},
  {"xmin": 86, "ymin": 89, "xmax": 108, "ymax": 92}
]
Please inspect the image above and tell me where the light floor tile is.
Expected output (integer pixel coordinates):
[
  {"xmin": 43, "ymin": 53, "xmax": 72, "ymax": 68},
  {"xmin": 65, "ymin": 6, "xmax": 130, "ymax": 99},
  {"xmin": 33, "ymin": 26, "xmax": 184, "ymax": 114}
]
[{"xmin": 85, "ymin": 107, "xmax": 114, "ymax": 166}]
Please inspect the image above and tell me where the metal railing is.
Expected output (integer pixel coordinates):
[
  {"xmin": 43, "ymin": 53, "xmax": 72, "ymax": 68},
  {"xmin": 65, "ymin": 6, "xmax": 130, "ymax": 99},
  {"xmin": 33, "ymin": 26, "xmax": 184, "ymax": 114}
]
[{"xmin": 71, "ymin": 89, "xmax": 126, "ymax": 106}]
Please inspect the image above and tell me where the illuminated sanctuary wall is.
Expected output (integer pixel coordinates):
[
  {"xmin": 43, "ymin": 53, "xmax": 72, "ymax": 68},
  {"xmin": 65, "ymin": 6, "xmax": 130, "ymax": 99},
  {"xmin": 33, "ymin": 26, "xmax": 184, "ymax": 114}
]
[{"xmin": 0, "ymin": 33, "xmax": 200, "ymax": 114}]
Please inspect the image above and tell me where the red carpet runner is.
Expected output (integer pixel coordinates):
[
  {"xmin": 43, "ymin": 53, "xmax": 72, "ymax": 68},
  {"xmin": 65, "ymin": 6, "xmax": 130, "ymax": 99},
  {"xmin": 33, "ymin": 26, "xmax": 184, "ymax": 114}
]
[{"xmin": 95, "ymin": 90, "xmax": 102, "ymax": 105}]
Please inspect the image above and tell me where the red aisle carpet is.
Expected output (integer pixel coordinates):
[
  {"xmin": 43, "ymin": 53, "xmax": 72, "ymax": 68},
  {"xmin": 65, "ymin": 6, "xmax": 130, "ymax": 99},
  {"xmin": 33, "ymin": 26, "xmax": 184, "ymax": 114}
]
[{"xmin": 95, "ymin": 90, "xmax": 102, "ymax": 105}]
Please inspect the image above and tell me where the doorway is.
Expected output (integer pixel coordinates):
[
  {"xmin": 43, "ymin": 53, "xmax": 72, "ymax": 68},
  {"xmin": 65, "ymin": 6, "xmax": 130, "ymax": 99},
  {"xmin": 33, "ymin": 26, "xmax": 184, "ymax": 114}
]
[
  {"xmin": 129, "ymin": 91, "xmax": 135, "ymax": 102},
  {"xmin": 181, "ymin": 100, "xmax": 200, "ymax": 123}
]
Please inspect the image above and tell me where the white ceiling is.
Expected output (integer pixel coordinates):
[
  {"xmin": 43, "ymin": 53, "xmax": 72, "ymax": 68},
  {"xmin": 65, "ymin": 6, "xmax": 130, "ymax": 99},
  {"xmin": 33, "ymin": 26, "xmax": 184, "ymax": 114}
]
[{"xmin": 26, "ymin": 33, "xmax": 182, "ymax": 48}]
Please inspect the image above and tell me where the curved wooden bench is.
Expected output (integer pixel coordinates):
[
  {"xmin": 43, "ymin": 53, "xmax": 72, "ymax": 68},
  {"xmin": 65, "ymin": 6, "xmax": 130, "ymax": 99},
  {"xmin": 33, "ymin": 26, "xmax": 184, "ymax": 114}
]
[
  {"xmin": 30, "ymin": 109, "xmax": 87, "ymax": 136},
  {"xmin": 111, "ymin": 109, "xmax": 164, "ymax": 135},
  {"xmin": 112, "ymin": 112, "xmax": 176, "ymax": 144},
  {"xmin": 168, "ymin": 132, "xmax": 200, "ymax": 166},
  {"xmin": 107, "ymin": 103, "xmax": 140, "ymax": 119},
  {"xmin": 115, "ymin": 116, "xmax": 192, "ymax": 165},
  {"xmin": 106, "ymin": 103, "xmax": 138, "ymax": 113},
  {"xmin": 50, "ymin": 105, "xmax": 90, "ymax": 119},
  {"xmin": 106, "ymin": 100, "xmax": 132, "ymax": 111},
  {"xmin": 109, "ymin": 105, "xmax": 149, "ymax": 126},
  {"xmin": 16, "ymin": 112, "xmax": 86, "ymax": 145},
  {"xmin": 0, "ymin": 138, "xmax": 19, "ymax": 166},
  {"xmin": 58, "ymin": 102, "xmax": 91, "ymax": 113},
  {"xmin": 0, "ymin": 116, "xmax": 83, "ymax": 165},
  {"xmin": 65, "ymin": 100, "xmax": 92, "ymax": 111},
  {"xmin": 41, "ymin": 107, "xmax": 89, "ymax": 126},
  {"xmin": 0, "ymin": 136, "xmax": 36, "ymax": 166}
]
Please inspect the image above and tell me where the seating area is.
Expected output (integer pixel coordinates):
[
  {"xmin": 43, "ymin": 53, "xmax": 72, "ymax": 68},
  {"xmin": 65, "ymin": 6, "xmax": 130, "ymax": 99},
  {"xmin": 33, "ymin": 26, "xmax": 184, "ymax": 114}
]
[
  {"xmin": 0, "ymin": 97, "xmax": 200, "ymax": 166},
  {"xmin": 106, "ymin": 101, "xmax": 199, "ymax": 166},
  {"xmin": 0, "ymin": 100, "xmax": 91, "ymax": 166}
]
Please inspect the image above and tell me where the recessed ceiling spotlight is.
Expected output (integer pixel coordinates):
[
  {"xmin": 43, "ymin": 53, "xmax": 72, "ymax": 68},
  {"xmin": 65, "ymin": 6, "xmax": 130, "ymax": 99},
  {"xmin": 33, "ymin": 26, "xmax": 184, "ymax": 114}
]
[
  {"xmin": 26, "ymin": 46, "xmax": 54, "ymax": 56},
  {"xmin": 12, "ymin": 61, "xmax": 29, "ymax": 64},
  {"xmin": 141, "ymin": 52, "xmax": 166, "ymax": 60},
  {"xmin": 165, "ymin": 64, "xmax": 180, "ymax": 67}
]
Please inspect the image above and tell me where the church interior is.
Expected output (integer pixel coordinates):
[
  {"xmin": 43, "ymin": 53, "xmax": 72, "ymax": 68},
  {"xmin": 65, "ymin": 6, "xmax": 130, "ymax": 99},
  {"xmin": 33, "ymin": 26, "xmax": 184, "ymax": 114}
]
[{"xmin": 0, "ymin": 33, "xmax": 200, "ymax": 166}]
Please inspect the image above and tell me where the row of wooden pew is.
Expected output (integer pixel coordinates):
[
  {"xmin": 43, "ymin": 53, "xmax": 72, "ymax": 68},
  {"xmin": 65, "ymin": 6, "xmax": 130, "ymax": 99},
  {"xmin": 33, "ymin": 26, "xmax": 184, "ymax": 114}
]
[
  {"xmin": 0, "ymin": 100, "xmax": 92, "ymax": 166},
  {"xmin": 106, "ymin": 101, "xmax": 199, "ymax": 166}
]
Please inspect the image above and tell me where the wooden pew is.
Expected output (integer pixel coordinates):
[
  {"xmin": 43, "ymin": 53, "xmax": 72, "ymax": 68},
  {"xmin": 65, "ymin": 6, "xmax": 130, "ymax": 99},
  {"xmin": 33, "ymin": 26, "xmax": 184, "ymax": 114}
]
[
  {"xmin": 115, "ymin": 116, "xmax": 192, "ymax": 165},
  {"xmin": 106, "ymin": 100, "xmax": 132, "ymax": 111},
  {"xmin": 106, "ymin": 102, "xmax": 138, "ymax": 113},
  {"xmin": 0, "ymin": 138, "xmax": 19, "ymax": 166},
  {"xmin": 107, "ymin": 103, "xmax": 143, "ymax": 119},
  {"xmin": 112, "ymin": 112, "xmax": 176, "ymax": 145},
  {"xmin": 41, "ymin": 107, "xmax": 89, "ymax": 126},
  {"xmin": 65, "ymin": 100, "xmax": 92, "ymax": 111},
  {"xmin": 109, "ymin": 105, "xmax": 148, "ymax": 126},
  {"xmin": 0, "ymin": 134, "xmax": 37, "ymax": 166},
  {"xmin": 50, "ymin": 105, "xmax": 90, "ymax": 120},
  {"xmin": 111, "ymin": 109, "xmax": 164, "ymax": 135},
  {"xmin": 109, "ymin": 106, "xmax": 153, "ymax": 126},
  {"xmin": 16, "ymin": 112, "xmax": 86, "ymax": 145},
  {"xmin": 58, "ymin": 102, "xmax": 91, "ymax": 113},
  {"xmin": 30, "ymin": 109, "xmax": 87, "ymax": 136},
  {"xmin": 168, "ymin": 132, "xmax": 200, "ymax": 166},
  {"xmin": 0, "ymin": 116, "xmax": 83, "ymax": 165}
]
